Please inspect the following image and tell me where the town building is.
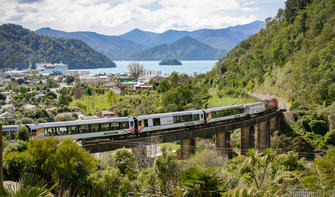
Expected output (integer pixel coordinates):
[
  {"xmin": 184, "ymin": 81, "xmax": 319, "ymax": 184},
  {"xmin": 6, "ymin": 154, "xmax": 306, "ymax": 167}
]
[{"xmin": 96, "ymin": 110, "xmax": 117, "ymax": 118}]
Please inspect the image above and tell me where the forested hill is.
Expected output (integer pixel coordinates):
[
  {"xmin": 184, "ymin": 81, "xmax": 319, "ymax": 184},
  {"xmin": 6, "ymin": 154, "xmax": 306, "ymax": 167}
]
[
  {"xmin": 0, "ymin": 24, "xmax": 116, "ymax": 69},
  {"xmin": 130, "ymin": 36, "xmax": 225, "ymax": 60},
  {"xmin": 214, "ymin": 0, "xmax": 335, "ymax": 105}
]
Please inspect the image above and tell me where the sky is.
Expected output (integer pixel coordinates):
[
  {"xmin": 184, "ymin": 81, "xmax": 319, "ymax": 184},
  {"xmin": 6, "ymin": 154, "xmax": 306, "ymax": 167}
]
[{"xmin": 0, "ymin": 0, "xmax": 285, "ymax": 35}]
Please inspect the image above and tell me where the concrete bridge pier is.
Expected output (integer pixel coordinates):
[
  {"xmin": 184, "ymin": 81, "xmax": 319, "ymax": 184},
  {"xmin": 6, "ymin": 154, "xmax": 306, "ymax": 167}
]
[
  {"xmin": 180, "ymin": 138, "xmax": 196, "ymax": 159},
  {"xmin": 240, "ymin": 125, "xmax": 255, "ymax": 155},
  {"xmin": 132, "ymin": 146, "xmax": 149, "ymax": 168},
  {"xmin": 215, "ymin": 131, "xmax": 231, "ymax": 160},
  {"xmin": 257, "ymin": 121, "xmax": 270, "ymax": 152},
  {"xmin": 270, "ymin": 117, "xmax": 280, "ymax": 135}
]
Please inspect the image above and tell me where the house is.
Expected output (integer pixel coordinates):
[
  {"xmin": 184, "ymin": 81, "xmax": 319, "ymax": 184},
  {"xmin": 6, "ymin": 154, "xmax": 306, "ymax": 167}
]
[
  {"xmin": 0, "ymin": 112, "xmax": 17, "ymax": 123},
  {"xmin": 1, "ymin": 104, "xmax": 15, "ymax": 113},
  {"xmin": 23, "ymin": 104, "xmax": 37, "ymax": 110},
  {"xmin": 96, "ymin": 110, "xmax": 117, "ymax": 118},
  {"xmin": 133, "ymin": 83, "xmax": 153, "ymax": 91},
  {"xmin": 116, "ymin": 78, "xmax": 137, "ymax": 90}
]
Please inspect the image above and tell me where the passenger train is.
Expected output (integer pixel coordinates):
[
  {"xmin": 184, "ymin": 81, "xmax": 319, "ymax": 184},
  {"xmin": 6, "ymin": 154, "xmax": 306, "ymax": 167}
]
[{"xmin": 2, "ymin": 99, "xmax": 277, "ymax": 141}]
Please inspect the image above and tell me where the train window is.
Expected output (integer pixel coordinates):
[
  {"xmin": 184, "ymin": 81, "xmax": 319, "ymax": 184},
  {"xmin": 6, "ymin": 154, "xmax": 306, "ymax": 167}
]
[
  {"xmin": 45, "ymin": 128, "xmax": 52, "ymax": 136},
  {"xmin": 80, "ymin": 125, "xmax": 90, "ymax": 133},
  {"xmin": 119, "ymin": 122, "xmax": 129, "ymax": 129},
  {"xmin": 101, "ymin": 123, "xmax": 110, "ymax": 131},
  {"xmin": 153, "ymin": 118, "xmax": 160, "ymax": 126},
  {"xmin": 68, "ymin": 126, "xmax": 78, "ymax": 134},
  {"xmin": 111, "ymin": 122, "xmax": 119, "ymax": 130},
  {"xmin": 91, "ymin": 124, "xmax": 100, "ymax": 132},
  {"xmin": 201, "ymin": 114, "xmax": 204, "ymax": 119},
  {"xmin": 173, "ymin": 116, "xmax": 181, "ymax": 123},
  {"xmin": 130, "ymin": 122, "xmax": 134, "ymax": 127},
  {"xmin": 58, "ymin": 127, "xmax": 67, "ymax": 135},
  {"xmin": 186, "ymin": 115, "xmax": 193, "ymax": 122},
  {"xmin": 193, "ymin": 114, "xmax": 199, "ymax": 121}
]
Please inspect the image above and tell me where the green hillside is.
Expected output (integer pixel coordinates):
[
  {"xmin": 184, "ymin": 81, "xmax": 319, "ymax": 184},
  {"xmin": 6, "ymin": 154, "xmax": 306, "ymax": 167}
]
[
  {"xmin": 214, "ymin": 0, "xmax": 335, "ymax": 105},
  {"xmin": 130, "ymin": 36, "xmax": 225, "ymax": 60},
  {"xmin": 0, "ymin": 24, "xmax": 116, "ymax": 69}
]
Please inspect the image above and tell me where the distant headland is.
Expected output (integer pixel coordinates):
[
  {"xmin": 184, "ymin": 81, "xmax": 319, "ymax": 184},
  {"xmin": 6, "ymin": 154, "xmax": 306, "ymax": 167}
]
[{"xmin": 159, "ymin": 59, "xmax": 182, "ymax": 65}]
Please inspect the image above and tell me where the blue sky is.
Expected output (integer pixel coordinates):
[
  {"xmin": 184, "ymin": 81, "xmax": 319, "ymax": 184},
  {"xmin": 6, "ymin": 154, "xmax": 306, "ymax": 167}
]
[{"xmin": 0, "ymin": 0, "xmax": 285, "ymax": 35}]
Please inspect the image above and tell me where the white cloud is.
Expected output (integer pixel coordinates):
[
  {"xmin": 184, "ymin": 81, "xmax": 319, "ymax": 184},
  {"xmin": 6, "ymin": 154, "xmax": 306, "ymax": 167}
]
[{"xmin": 0, "ymin": 0, "xmax": 278, "ymax": 35}]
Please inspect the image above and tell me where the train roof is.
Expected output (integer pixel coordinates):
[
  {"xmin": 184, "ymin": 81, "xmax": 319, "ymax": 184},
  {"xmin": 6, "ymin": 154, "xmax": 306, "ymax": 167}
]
[
  {"xmin": 27, "ymin": 117, "xmax": 131, "ymax": 130},
  {"xmin": 244, "ymin": 101, "xmax": 264, "ymax": 107},
  {"xmin": 2, "ymin": 125, "xmax": 19, "ymax": 132},
  {"xmin": 204, "ymin": 104, "xmax": 244, "ymax": 112},
  {"xmin": 136, "ymin": 110, "xmax": 202, "ymax": 120}
]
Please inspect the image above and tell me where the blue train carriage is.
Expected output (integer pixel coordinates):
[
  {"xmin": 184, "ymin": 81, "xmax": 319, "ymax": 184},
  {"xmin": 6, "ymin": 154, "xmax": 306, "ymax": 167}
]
[
  {"xmin": 26, "ymin": 117, "xmax": 135, "ymax": 140},
  {"xmin": 204, "ymin": 104, "xmax": 245, "ymax": 124},
  {"xmin": 136, "ymin": 110, "xmax": 204, "ymax": 133},
  {"xmin": 2, "ymin": 125, "xmax": 18, "ymax": 141}
]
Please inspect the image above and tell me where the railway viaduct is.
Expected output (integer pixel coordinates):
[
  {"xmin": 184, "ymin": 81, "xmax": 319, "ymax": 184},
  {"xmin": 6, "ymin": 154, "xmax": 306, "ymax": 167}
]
[{"xmin": 82, "ymin": 109, "xmax": 285, "ymax": 159}]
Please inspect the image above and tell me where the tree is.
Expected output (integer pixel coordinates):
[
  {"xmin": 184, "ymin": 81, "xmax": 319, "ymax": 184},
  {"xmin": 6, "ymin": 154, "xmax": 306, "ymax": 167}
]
[
  {"xmin": 15, "ymin": 126, "xmax": 30, "ymax": 141},
  {"xmin": 0, "ymin": 173, "xmax": 56, "ymax": 197},
  {"xmin": 128, "ymin": 62, "xmax": 144, "ymax": 79},
  {"xmin": 154, "ymin": 146, "xmax": 179, "ymax": 194},
  {"xmin": 53, "ymin": 139, "xmax": 97, "ymax": 196},
  {"xmin": 110, "ymin": 148, "xmax": 138, "ymax": 179},
  {"xmin": 107, "ymin": 90, "xmax": 118, "ymax": 104},
  {"xmin": 180, "ymin": 167, "xmax": 221, "ymax": 197}
]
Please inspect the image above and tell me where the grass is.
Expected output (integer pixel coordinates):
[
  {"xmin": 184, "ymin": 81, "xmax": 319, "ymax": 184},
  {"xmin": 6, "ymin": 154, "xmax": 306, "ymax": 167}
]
[
  {"xmin": 79, "ymin": 94, "xmax": 114, "ymax": 115},
  {"xmin": 159, "ymin": 142, "xmax": 180, "ymax": 151},
  {"xmin": 207, "ymin": 88, "xmax": 257, "ymax": 108}
]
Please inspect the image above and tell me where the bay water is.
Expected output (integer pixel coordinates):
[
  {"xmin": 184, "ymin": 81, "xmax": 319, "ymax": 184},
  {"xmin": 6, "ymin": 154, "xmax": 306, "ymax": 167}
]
[{"xmin": 79, "ymin": 60, "xmax": 218, "ymax": 76}]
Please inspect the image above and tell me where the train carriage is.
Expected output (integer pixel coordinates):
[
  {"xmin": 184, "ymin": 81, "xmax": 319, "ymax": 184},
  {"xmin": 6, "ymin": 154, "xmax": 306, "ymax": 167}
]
[
  {"xmin": 136, "ymin": 110, "xmax": 204, "ymax": 133},
  {"xmin": 26, "ymin": 117, "xmax": 135, "ymax": 140},
  {"xmin": 2, "ymin": 125, "xmax": 18, "ymax": 141},
  {"xmin": 204, "ymin": 104, "xmax": 245, "ymax": 123},
  {"xmin": 244, "ymin": 101, "xmax": 266, "ymax": 115}
]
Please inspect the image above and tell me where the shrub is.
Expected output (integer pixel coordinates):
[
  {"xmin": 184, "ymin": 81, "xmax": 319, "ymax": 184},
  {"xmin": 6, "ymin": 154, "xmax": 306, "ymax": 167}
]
[
  {"xmin": 15, "ymin": 125, "xmax": 30, "ymax": 141},
  {"xmin": 325, "ymin": 130, "xmax": 335, "ymax": 145},
  {"xmin": 4, "ymin": 140, "xmax": 29, "ymax": 155},
  {"xmin": 3, "ymin": 151, "xmax": 35, "ymax": 181}
]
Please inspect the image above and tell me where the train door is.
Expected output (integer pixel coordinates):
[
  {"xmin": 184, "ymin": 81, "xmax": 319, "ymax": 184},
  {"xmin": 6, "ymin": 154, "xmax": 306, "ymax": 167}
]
[
  {"xmin": 133, "ymin": 117, "xmax": 138, "ymax": 134},
  {"xmin": 148, "ymin": 119, "xmax": 153, "ymax": 127},
  {"xmin": 200, "ymin": 110, "xmax": 206, "ymax": 124},
  {"xmin": 129, "ymin": 118, "xmax": 135, "ymax": 133}
]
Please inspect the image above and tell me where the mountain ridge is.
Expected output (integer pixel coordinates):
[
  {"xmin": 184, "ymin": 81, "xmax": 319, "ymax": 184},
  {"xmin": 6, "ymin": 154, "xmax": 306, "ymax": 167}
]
[
  {"xmin": 0, "ymin": 24, "xmax": 116, "ymax": 70},
  {"xmin": 129, "ymin": 36, "xmax": 225, "ymax": 60},
  {"xmin": 36, "ymin": 20, "xmax": 265, "ymax": 60}
]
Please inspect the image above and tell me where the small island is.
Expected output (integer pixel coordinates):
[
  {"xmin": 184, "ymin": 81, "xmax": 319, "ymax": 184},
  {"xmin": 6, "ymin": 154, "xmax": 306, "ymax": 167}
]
[{"xmin": 159, "ymin": 59, "xmax": 182, "ymax": 65}]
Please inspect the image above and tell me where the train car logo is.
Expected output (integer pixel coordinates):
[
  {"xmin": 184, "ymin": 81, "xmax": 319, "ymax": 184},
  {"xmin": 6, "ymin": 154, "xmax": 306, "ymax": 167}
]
[
  {"xmin": 138, "ymin": 120, "xmax": 145, "ymax": 133},
  {"xmin": 32, "ymin": 128, "xmax": 45, "ymax": 141},
  {"xmin": 206, "ymin": 112, "xmax": 212, "ymax": 123}
]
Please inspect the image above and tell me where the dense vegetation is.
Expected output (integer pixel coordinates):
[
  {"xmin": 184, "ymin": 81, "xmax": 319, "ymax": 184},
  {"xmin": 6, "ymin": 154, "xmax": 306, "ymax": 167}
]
[
  {"xmin": 159, "ymin": 59, "xmax": 182, "ymax": 65},
  {"xmin": 213, "ymin": 0, "xmax": 335, "ymax": 149},
  {"xmin": 2, "ymin": 134, "xmax": 335, "ymax": 196},
  {"xmin": 215, "ymin": 0, "xmax": 334, "ymax": 105},
  {"xmin": 0, "ymin": 24, "xmax": 116, "ymax": 70}
]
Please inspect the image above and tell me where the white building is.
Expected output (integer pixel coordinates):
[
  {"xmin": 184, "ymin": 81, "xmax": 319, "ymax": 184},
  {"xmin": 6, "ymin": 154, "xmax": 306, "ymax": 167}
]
[
  {"xmin": 36, "ymin": 62, "xmax": 68, "ymax": 75},
  {"xmin": 142, "ymin": 69, "xmax": 161, "ymax": 76}
]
